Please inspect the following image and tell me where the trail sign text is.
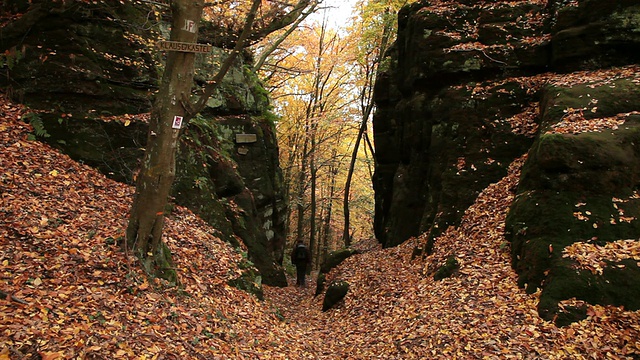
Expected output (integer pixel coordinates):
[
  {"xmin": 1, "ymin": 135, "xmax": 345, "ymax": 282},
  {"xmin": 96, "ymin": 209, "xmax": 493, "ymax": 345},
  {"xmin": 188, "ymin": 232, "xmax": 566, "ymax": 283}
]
[
  {"xmin": 157, "ymin": 41, "xmax": 212, "ymax": 54},
  {"xmin": 182, "ymin": 19, "xmax": 196, "ymax": 33}
]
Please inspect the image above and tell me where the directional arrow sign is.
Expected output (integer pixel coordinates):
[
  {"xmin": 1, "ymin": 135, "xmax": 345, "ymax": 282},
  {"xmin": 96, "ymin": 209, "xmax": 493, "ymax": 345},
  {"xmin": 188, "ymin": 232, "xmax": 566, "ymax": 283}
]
[{"xmin": 157, "ymin": 41, "xmax": 212, "ymax": 54}]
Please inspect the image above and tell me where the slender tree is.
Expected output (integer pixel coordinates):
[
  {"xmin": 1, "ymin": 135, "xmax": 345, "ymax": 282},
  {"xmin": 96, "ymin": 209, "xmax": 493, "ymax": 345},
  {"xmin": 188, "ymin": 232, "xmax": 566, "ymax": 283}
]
[
  {"xmin": 126, "ymin": 0, "xmax": 209, "ymax": 281},
  {"xmin": 342, "ymin": 1, "xmax": 408, "ymax": 246}
]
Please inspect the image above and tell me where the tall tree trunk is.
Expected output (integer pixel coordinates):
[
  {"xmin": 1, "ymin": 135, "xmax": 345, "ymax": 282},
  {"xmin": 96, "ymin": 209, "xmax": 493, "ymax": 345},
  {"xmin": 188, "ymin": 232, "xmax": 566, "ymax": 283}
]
[
  {"xmin": 322, "ymin": 158, "xmax": 338, "ymax": 261},
  {"xmin": 316, "ymin": 184, "xmax": 326, "ymax": 268},
  {"xmin": 342, "ymin": 118, "xmax": 368, "ymax": 247},
  {"xmin": 364, "ymin": 131, "xmax": 376, "ymax": 177},
  {"xmin": 309, "ymin": 132, "xmax": 317, "ymax": 269},
  {"xmin": 295, "ymin": 138, "xmax": 309, "ymax": 244},
  {"xmin": 126, "ymin": 0, "xmax": 204, "ymax": 282}
]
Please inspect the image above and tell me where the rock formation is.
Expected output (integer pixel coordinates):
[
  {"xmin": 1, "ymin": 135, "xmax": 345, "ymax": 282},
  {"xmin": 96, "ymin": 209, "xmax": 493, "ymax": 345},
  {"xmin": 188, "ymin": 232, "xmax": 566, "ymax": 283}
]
[
  {"xmin": 0, "ymin": 0, "xmax": 288, "ymax": 286},
  {"xmin": 373, "ymin": 0, "xmax": 640, "ymax": 323}
]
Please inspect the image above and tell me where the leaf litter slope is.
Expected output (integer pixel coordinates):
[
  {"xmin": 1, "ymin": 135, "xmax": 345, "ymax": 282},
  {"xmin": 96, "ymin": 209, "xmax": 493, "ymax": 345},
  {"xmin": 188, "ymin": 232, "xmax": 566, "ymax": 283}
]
[
  {"xmin": 0, "ymin": 92, "xmax": 639, "ymax": 359},
  {"xmin": 0, "ymin": 95, "xmax": 310, "ymax": 359}
]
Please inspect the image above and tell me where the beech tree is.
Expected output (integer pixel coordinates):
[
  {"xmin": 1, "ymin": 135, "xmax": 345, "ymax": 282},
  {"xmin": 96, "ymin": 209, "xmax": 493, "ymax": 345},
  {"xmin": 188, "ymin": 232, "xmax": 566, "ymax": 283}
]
[{"xmin": 126, "ymin": 0, "xmax": 316, "ymax": 281}]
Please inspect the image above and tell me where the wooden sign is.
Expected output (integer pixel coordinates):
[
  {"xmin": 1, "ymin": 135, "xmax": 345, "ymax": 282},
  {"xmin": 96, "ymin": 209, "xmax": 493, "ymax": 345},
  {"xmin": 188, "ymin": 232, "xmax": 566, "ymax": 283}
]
[
  {"xmin": 157, "ymin": 41, "xmax": 212, "ymax": 54},
  {"xmin": 235, "ymin": 133, "xmax": 257, "ymax": 144}
]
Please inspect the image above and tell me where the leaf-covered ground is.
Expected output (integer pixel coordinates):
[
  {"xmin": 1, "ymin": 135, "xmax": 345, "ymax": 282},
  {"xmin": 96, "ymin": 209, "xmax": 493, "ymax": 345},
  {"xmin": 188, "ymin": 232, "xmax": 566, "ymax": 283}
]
[{"xmin": 1, "ymin": 92, "xmax": 639, "ymax": 359}]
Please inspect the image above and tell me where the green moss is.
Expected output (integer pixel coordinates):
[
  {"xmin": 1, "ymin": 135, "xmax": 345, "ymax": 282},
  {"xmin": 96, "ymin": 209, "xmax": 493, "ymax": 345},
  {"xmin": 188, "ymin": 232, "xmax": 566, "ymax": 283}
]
[
  {"xmin": 538, "ymin": 258, "xmax": 640, "ymax": 325},
  {"xmin": 261, "ymin": 111, "xmax": 280, "ymax": 133},
  {"xmin": 322, "ymin": 281, "xmax": 350, "ymax": 311},
  {"xmin": 141, "ymin": 241, "xmax": 178, "ymax": 285},
  {"xmin": 553, "ymin": 304, "xmax": 588, "ymax": 327},
  {"xmin": 462, "ymin": 57, "xmax": 482, "ymax": 71},
  {"xmin": 243, "ymin": 65, "xmax": 270, "ymax": 111},
  {"xmin": 227, "ymin": 249, "xmax": 266, "ymax": 300},
  {"xmin": 609, "ymin": 6, "xmax": 640, "ymax": 29},
  {"xmin": 315, "ymin": 249, "xmax": 358, "ymax": 296},
  {"xmin": 541, "ymin": 78, "xmax": 640, "ymax": 129},
  {"xmin": 228, "ymin": 270, "xmax": 264, "ymax": 301},
  {"xmin": 506, "ymin": 188, "xmax": 640, "ymax": 292},
  {"xmin": 315, "ymin": 273, "xmax": 326, "ymax": 297},
  {"xmin": 319, "ymin": 249, "xmax": 359, "ymax": 275},
  {"xmin": 434, "ymin": 256, "xmax": 459, "ymax": 281}
]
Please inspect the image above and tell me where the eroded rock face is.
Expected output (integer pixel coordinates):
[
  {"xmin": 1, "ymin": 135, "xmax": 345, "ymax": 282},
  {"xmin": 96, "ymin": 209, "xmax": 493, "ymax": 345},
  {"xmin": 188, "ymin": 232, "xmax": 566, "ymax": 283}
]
[
  {"xmin": 374, "ymin": 0, "xmax": 640, "ymax": 322},
  {"xmin": 506, "ymin": 73, "xmax": 640, "ymax": 323},
  {"xmin": 0, "ymin": 0, "xmax": 288, "ymax": 286}
]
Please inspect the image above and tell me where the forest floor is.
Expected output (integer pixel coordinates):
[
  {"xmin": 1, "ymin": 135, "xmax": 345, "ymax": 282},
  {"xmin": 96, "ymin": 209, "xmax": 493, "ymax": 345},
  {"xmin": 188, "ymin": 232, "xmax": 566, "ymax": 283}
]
[{"xmin": 1, "ymin": 92, "xmax": 639, "ymax": 359}]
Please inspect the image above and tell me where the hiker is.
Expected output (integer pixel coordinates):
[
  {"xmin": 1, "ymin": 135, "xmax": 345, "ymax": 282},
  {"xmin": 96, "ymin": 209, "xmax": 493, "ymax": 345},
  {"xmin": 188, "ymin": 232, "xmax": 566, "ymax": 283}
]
[{"xmin": 291, "ymin": 239, "xmax": 311, "ymax": 287}]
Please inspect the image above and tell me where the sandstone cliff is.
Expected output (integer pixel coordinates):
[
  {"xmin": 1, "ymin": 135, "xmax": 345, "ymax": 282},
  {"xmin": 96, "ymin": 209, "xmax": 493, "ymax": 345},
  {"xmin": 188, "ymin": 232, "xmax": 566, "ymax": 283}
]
[{"xmin": 373, "ymin": 0, "xmax": 639, "ymax": 323}]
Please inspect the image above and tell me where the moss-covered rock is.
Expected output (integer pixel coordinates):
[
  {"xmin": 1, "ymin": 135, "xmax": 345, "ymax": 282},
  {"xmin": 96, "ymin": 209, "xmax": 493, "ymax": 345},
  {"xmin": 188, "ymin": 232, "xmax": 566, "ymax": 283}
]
[
  {"xmin": 376, "ymin": 0, "xmax": 640, "ymax": 326},
  {"xmin": 0, "ymin": 1, "xmax": 158, "ymax": 115},
  {"xmin": 322, "ymin": 281, "xmax": 350, "ymax": 312},
  {"xmin": 539, "ymin": 258, "xmax": 640, "ymax": 326},
  {"xmin": 227, "ymin": 262, "xmax": 264, "ymax": 301},
  {"xmin": 505, "ymin": 76, "xmax": 640, "ymax": 323},
  {"xmin": 433, "ymin": 256, "xmax": 459, "ymax": 281},
  {"xmin": 315, "ymin": 273, "xmax": 326, "ymax": 298},
  {"xmin": 319, "ymin": 249, "xmax": 359, "ymax": 275}
]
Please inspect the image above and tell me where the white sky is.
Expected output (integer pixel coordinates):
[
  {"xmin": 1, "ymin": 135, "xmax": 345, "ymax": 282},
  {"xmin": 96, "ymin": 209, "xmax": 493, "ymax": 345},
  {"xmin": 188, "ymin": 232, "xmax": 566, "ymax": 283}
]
[{"xmin": 308, "ymin": 0, "xmax": 359, "ymax": 29}]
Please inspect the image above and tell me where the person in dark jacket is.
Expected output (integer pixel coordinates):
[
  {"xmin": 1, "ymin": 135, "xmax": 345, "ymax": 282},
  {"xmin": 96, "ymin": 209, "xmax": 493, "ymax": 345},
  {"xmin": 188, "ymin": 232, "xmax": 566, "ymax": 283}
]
[{"xmin": 290, "ymin": 239, "xmax": 311, "ymax": 287}]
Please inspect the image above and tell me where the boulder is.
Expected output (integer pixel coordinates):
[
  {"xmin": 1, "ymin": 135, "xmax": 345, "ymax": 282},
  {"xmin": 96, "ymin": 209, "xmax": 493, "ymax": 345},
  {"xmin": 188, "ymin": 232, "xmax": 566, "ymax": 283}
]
[{"xmin": 322, "ymin": 281, "xmax": 350, "ymax": 312}]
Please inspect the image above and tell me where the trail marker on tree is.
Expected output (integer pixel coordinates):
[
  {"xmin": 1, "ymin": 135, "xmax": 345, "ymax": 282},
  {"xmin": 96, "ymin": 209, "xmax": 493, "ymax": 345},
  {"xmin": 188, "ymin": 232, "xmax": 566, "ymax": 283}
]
[
  {"xmin": 156, "ymin": 40, "xmax": 212, "ymax": 53},
  {"xmin": 172, "ymin": 116, "xmax": 183, "ymax": 129}
]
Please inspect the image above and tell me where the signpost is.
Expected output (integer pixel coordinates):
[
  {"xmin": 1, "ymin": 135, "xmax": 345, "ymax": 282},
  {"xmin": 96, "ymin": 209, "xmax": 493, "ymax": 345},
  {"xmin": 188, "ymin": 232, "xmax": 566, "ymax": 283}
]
[{"xmin": 157, "ymin": 40, "xmax": 212, "ymax": 54}]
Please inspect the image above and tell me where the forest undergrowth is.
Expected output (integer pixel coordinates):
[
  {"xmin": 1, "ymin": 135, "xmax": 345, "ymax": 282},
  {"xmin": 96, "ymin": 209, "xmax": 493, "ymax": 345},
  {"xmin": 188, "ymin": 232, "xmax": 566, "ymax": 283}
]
[{"xmin": 1, "ymin": 92, "xmax": 639, "ymax": 359}]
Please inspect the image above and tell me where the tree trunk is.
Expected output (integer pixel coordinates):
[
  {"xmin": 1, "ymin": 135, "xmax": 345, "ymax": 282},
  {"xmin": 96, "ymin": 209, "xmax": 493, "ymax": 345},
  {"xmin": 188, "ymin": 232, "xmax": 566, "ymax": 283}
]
[
  {"xmin": 321, "ymin": 158, "xmax": 338, "ymax": 262},
  {"xmin": 123, "ymin": 0, "xmax": 310, "ymax": 281},
  {"xmin": 342, "ymin": 120, "xmax": 367, "ymax": 248},
  {"xmin": 309, "ymin": 133, "xmax": 317, "ymax": 269},
  {"xmin": 126, "ymin": 0, "xmax": 204, "ymax": 282},
  {"xmin": 294, "ymin": 138, "xmax": 309, "ymax": 244}
]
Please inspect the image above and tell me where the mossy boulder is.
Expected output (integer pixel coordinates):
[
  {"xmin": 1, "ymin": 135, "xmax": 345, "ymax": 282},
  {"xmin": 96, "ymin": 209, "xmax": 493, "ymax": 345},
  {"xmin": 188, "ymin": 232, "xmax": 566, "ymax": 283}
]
[
  {"xmin": 315, "ymin": 273, "xmax": 326, "ymax": 298},
  {"xmin": 322, "ymin": 281, "xmax": 350, "ymax": 312},
  {"xmin": 0, "ymin": 1, "xmax": 158, "ymax": 115},
  {"xmin": 539, "ymin": 258, "xmax": 640, "ymax": 326},
  {"xmin": 319, "ymin": 249, "xmax": 360, "ymax": 274},
  {"xmin": 433, "ymin": 256, "xmax": 459, "ymax": 281},
  {"xmin": 374, "ymin": 0, "xmax": 640, "ymax": 250},
  {"xmin": 505, "ymin": 77, "xmax": 640, "ymax": 323},
  {"xmin": 227, "ymin": 259, "xmax": 264, "ymax": 301},
  {"xmin": 33, "ymin": 113, "xmax": 147, "ymax": 184}
]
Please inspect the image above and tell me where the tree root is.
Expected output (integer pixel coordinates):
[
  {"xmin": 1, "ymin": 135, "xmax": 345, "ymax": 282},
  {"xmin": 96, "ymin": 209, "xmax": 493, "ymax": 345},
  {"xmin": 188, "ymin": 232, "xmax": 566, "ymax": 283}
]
[{"xmin": 0, "ymin": 290, "xmax": 29, "ymax": 305}]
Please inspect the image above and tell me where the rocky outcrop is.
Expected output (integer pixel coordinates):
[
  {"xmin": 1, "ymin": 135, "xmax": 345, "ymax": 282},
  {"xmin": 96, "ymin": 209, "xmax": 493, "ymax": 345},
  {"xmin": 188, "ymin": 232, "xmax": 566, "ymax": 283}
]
[
  {"xmin": 374, "ymin": 0, "xmax": 640, "ymax": 323},
  {"xmin": 506, "ymin": 73, "xmax": 640, "ymax": 324},
  {"xmin": 0, "ymin": 0, "xmax": 288, "ymax": 286}
]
